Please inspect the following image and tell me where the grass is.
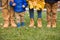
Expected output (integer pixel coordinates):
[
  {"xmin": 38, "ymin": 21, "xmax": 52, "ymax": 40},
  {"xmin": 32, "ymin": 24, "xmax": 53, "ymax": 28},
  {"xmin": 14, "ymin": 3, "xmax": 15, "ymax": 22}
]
[{"xmin": 0, "ymin": 11, "xmax": 60, "ymax": 40}]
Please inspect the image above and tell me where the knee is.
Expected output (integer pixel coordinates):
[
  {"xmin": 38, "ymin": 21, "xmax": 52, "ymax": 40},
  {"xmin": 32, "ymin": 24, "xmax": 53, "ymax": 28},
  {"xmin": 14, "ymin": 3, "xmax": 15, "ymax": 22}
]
[
  {"xmin": 37, "ymin": 10, "xmax": 42, "ymax": 18},
  {"xmin": 52, "ymin": 9, "xmax": 57, "ymax": 15},
  {"xmin": 47, "ymin": 9, "xmax": 51, "ymax": 14},
  {"xmin": 20, "ymin": 13, "xmax": 25, "ymax": 17}
]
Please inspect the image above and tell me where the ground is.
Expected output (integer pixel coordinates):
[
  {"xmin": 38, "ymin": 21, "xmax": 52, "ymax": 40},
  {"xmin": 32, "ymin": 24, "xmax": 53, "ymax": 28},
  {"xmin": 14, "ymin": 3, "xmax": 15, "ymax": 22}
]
[{"xmin": 0, "ymin": 11, "xmax": 60, "ymax": 40}]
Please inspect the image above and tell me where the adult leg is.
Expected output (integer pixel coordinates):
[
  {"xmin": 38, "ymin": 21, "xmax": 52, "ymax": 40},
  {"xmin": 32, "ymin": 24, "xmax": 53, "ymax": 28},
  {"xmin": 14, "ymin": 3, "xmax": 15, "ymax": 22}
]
[
  {"xmin": 2, "ymin": 0, "xmax": 9, "ymax": 28},
  {"xmin": 10, "ymin": 7, "xmax": 17, "ymax": 27},
  {"xmin": 51, "ymin": 3, "xmax": 58, "ymax": 28},
  {"xmin": 46, "ymin": 3, "xmax": 52, "ymax": 28}
]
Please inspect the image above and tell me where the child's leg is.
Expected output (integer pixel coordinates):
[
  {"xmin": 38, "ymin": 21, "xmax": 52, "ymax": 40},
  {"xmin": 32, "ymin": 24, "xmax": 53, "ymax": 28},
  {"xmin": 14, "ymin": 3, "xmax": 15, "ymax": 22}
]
[
  {"xmin": 29, "ymin": 8, "xmax": 34, "ymax": 18},
  {"xmin": 19, "ymin": 12, "xmax": 25, "ymax": 26},
  {"xmin": 46, "ymin": 3, "xmax": 52, "ymax": 27},
  {"xmin": 29, "ymin": 9, "xmax": 34, "ymax": 27},
  {"xmin": 37, "ymin": 10, "xmax": 42, "ymax": 18},
  {"xmin": 51, "ymin": 3, "xmax": 58, "ymax": 28},
  {"xmin": 37, "ymin": 10, "xmax": 42, "ymax": 28},
  {"xmin": 15, "ymin": 13, "xmax": 21, "ymax": 27}
]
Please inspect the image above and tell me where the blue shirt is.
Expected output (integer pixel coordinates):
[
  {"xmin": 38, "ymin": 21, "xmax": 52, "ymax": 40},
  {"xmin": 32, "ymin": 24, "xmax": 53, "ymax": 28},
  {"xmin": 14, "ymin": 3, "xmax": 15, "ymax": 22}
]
[{"xmin": 10, "ymin": 0, "xmax": 28, "ymax": 13}]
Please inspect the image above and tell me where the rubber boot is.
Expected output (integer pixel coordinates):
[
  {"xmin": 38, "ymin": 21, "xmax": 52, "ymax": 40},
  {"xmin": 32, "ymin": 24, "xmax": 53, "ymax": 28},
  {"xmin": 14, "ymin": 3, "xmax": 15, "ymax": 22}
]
[
  {"xmin": 17, "ymin": 22, "xmax": 21, "ymax": 27},
  {"xmin": 21, "ymin": 22, "xmax": 25, "ymax": 27}
]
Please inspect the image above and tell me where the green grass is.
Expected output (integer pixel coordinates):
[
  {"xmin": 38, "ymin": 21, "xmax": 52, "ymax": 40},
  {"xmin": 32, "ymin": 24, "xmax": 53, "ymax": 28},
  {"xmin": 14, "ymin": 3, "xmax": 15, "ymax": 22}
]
[{"xmin": 0, "ymin": 11, "xmax": 60, "ymax": 40}]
